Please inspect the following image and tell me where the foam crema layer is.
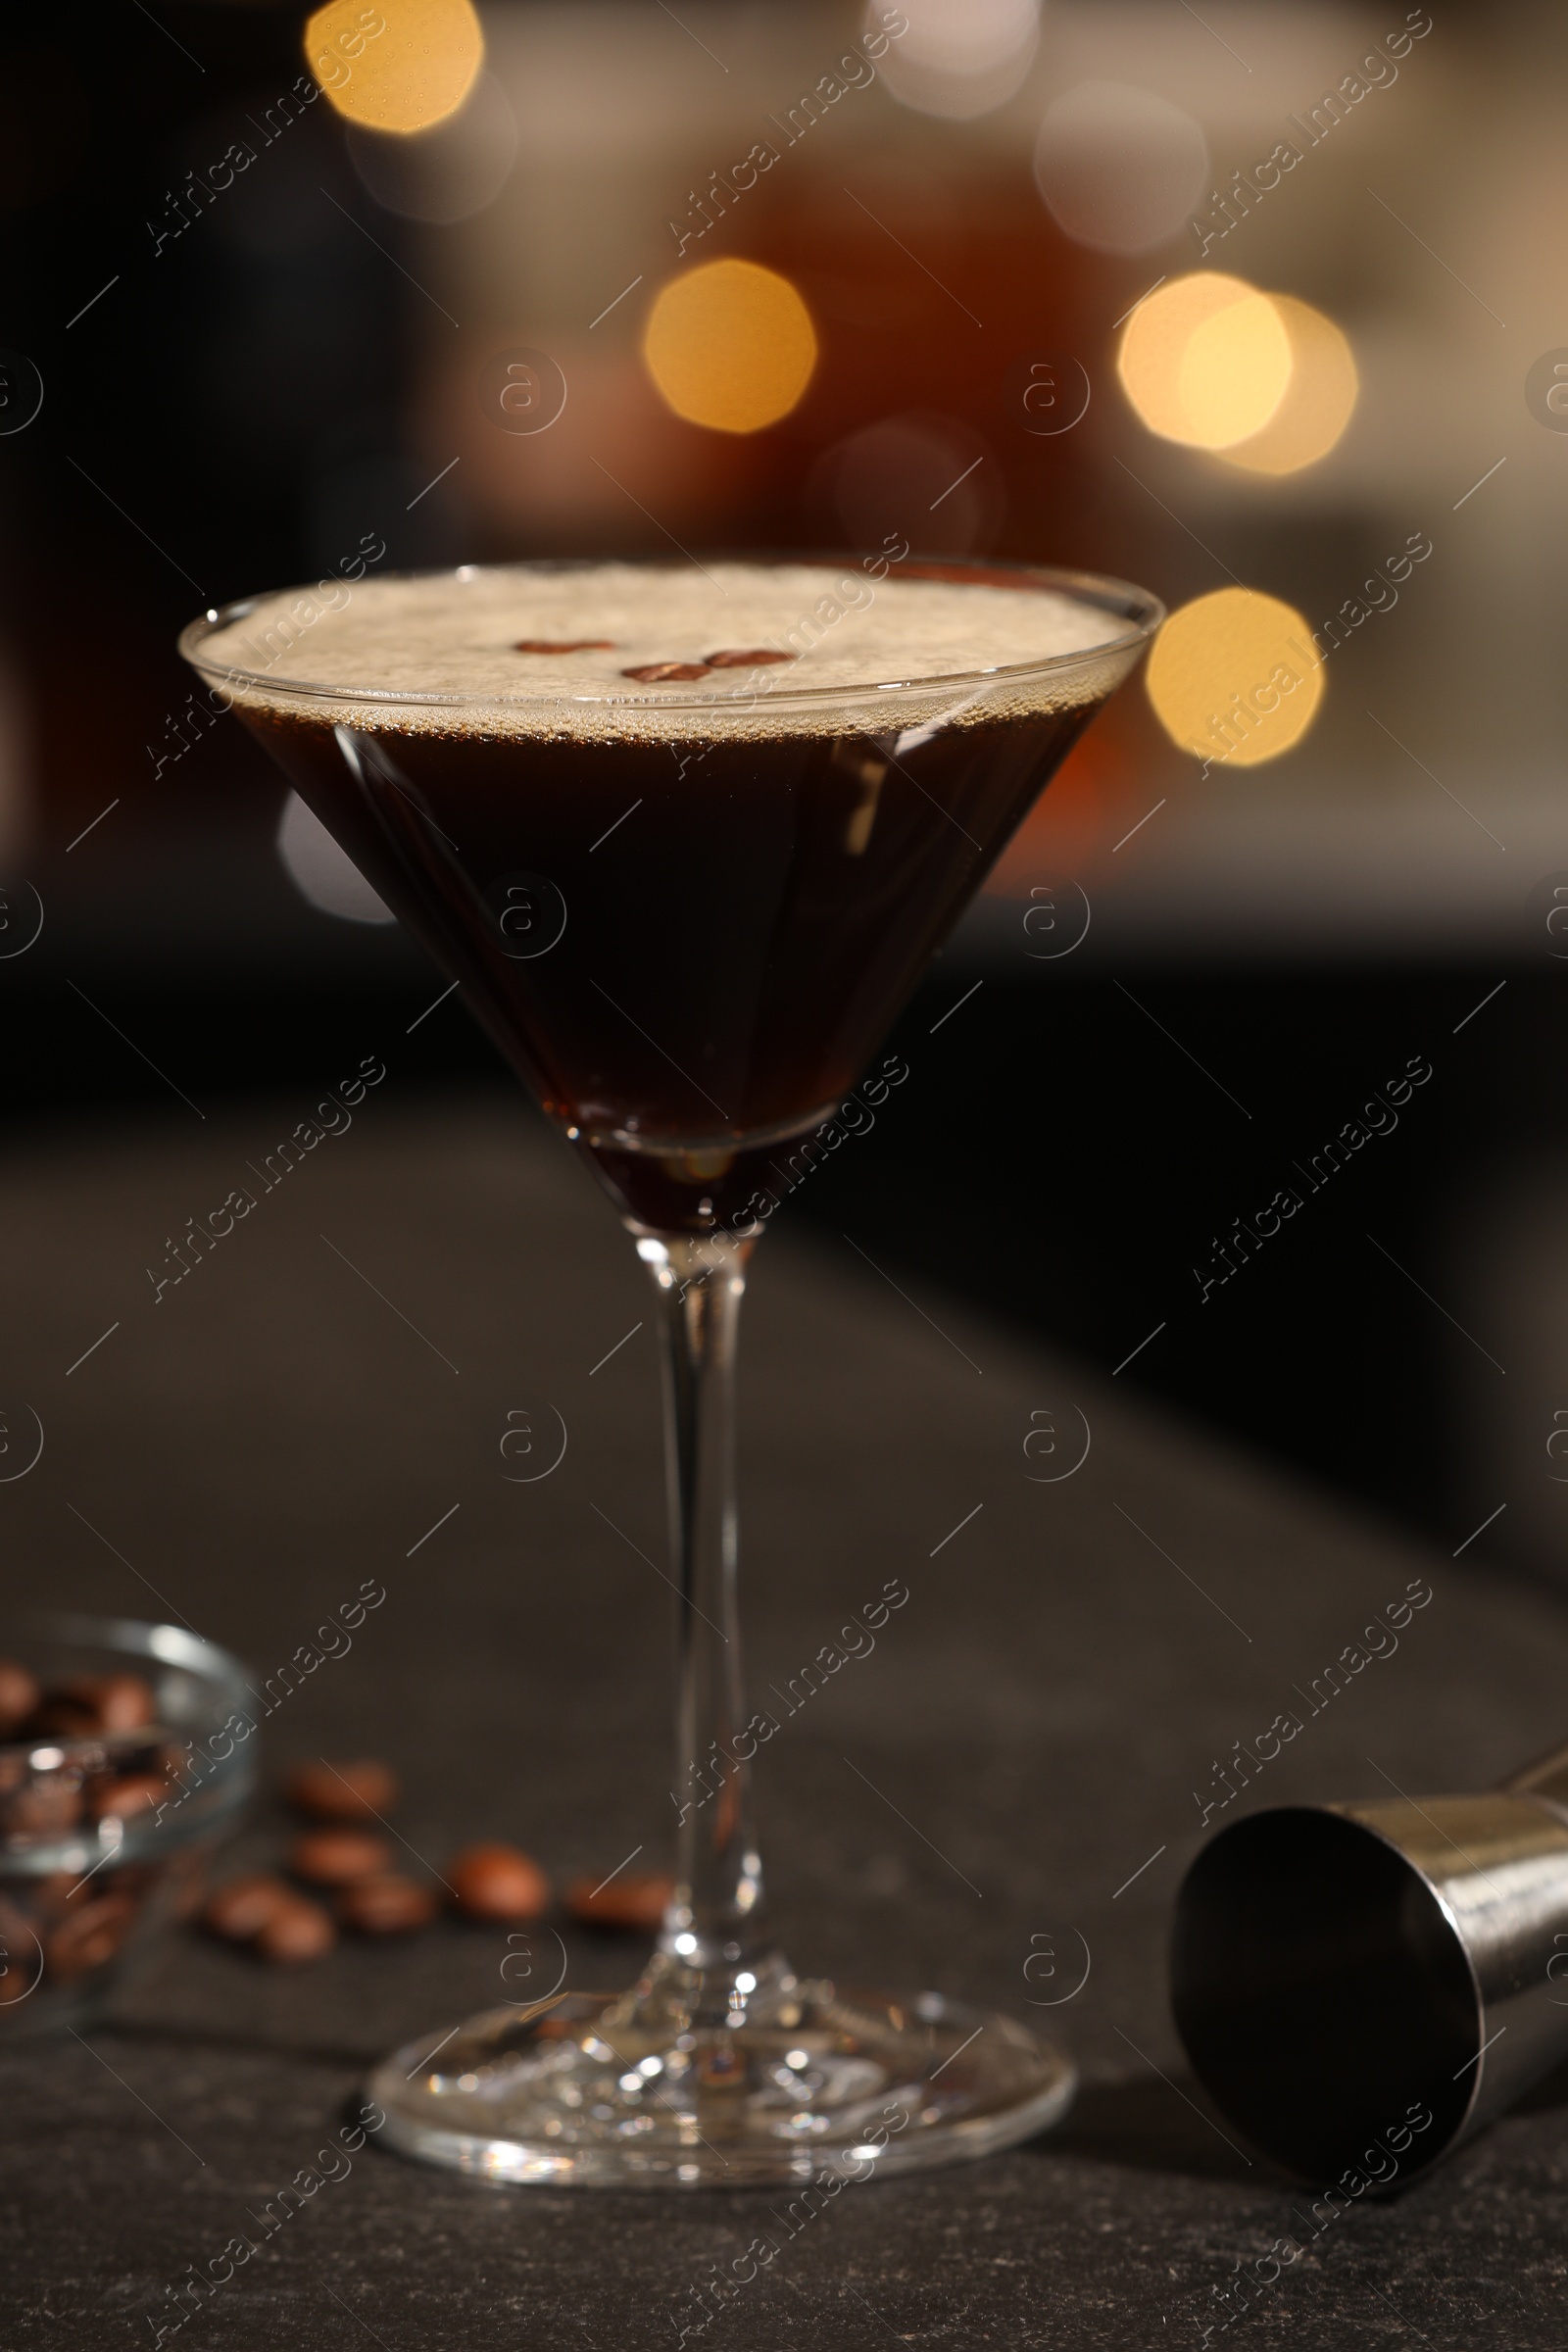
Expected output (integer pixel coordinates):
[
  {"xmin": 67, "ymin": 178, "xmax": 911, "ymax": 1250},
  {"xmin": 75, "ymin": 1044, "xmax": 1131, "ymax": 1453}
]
[{"xmin": 189, "ymin": 561, "xmax": 1146, "ymax": 744}]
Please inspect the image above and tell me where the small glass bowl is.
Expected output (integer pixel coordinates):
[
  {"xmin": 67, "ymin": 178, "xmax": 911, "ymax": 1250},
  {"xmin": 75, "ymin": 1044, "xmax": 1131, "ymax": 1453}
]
[{"xmin": 0, "ymin": 1614, "xmax": 255, "ymax": 2034}]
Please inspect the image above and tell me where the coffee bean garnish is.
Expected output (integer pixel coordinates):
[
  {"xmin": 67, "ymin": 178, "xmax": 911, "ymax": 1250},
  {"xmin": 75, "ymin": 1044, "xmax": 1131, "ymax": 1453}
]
[
  {"xmin": 703, "ymin": 648, "xmax": 796, "ymax": 667},
  {"xmin": 514, "ymin": 639, "xmax": 617, "ymax": 654},
  {"xmin": 618, "ymin": 650, "xmax": 799, "ymax": 683}
]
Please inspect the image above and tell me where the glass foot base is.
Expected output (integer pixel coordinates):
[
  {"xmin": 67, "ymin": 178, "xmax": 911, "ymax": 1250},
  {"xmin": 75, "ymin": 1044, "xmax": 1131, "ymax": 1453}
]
[{"xmin": 368, "ymin": 1984, "xmax": 1075, "ymax": 2187}]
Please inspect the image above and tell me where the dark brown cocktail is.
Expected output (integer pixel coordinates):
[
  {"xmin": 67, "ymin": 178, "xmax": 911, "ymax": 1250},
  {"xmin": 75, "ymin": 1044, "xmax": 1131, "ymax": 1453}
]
[
  {"xmin": 194, "ymin": 558, "xmax": 1142, "ymax": 1233},
  {"xmin": 182, "ymin": 555, "xmax": 1160, "ymax": 2188},
  {"xmin": 241, "ymin": 695, "xmax": 1098, "ymax": 1230}
]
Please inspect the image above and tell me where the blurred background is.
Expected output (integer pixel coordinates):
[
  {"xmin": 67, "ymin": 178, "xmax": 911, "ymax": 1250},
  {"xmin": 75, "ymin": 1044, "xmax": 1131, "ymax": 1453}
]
[{"xmin": 2, "ymin": 0, "xmax": 1565, "ymax": 1581}]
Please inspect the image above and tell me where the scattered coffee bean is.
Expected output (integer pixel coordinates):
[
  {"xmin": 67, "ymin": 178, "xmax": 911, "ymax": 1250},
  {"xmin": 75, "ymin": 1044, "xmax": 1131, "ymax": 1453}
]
[
  {"xmin": 446, "ymin": 1842, "xmax": 550, "ymax": 1923},
  {"xmin": 619, "ymin": 662, "xmax": 713, "ymax": 684},
  {"xmin": 255, "ymin": 1896, "xmax": 336, "ymax": 1964},
  {"xmin": 285, "ymin": 1759, "xmax": 398, "ymax": 1821},
  {"xmin": 336, "ymin": 1874, "xmax": 439, "ymax": 1935},
  {"xmin": 564, "ymin": 1871, "xmax": 673, "ymax": 1932},
  {"xmin": 289, "ymin": 1829, "xmax": 394, "ymax": 1886},
  {"xmin": 204, "ymin": 1874, "xmax": 295, "ymax": 1942},
  {"xmin": 514, "ymin": 638, "xmax": 616, "ymax": 653},
  {"xmin": 703, "ymin": 648, "xmax": 796, "ymax": 667},
  {"xmin": 0, "ymin": 1657, "xmax": 40, "ymax": 1737},
  {"xmin": 87, "ymin": 1772, "xmax": 167, "ymax": 1825}
]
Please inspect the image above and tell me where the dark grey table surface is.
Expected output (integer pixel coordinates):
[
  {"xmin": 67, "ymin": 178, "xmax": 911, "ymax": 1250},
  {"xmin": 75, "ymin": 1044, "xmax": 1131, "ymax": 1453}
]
[{"xmin": 3, "ymin": 1094, "xmax": 1566, "ymax": 2350}]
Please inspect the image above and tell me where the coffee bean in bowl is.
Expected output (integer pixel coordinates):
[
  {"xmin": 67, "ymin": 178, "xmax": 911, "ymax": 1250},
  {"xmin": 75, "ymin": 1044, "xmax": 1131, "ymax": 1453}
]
[
  {"xmin": 0, "ymin": 1771, "xmax": 83, "ymax": 1838},
  {"xmin": 0, "ymin": 1659, "xmax": 40, "ymax": 1737},
  {"xmin": 27, "ymin": 1672, "xmax": 158, "ymax": 1739},
  {"xmin": 87, "ymin": 1772, "xmax": 169, "ymax": 1825},
  {"xmin": 46, "ymin": 1891, "xmax": 139, "ymax": 1983},
  {"xmin": 0, "ymin": 1619, "xmax": 257, "ymax": 2034}
]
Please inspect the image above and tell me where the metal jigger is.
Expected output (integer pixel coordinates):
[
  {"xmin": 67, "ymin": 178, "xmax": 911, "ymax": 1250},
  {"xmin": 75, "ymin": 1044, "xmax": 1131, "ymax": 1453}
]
[{"xmin": 1170, "ymin": 1740, "xmax": 1568, "ymax": 2183}]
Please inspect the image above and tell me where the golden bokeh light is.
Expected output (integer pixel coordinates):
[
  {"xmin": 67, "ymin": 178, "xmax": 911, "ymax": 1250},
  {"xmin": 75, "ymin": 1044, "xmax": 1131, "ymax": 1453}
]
[
  {"xmin": 1220, "ymin": 296, "xmax": 1359, "ymax": 475},
  {"xmin": 642, "ymin": 261, "xmax": 817, "ymax": 435},
  {"xmin": 1119, "ymin": 275, "xmax": 1358, "ymax": 472},
  {"xmin": 1176, "ymin": 291, "xmax": 1292, "ymax": 450},
  {"xmin": 305, "ymin": 0, "xmax": 483, "ymax": 136},
  {"xmin": 1118, "ymin": 273, "xmax": 1291, "ymax": 450},
  {"xmin": 1146, "ymin": 587, "xmax": 1324, "ymax": 768}
]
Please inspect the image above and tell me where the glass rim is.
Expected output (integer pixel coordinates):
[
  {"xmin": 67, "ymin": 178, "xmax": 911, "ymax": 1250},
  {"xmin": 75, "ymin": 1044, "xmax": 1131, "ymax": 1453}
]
[{"xmin": 178, "ymin": 552, "xmax": 1165, "ymax": 717}]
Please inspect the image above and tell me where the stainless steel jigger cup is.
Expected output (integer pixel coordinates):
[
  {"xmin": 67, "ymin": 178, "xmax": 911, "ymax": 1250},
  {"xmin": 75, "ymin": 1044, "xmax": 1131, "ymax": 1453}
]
[{"xmin": 1170, "ymin": 1740, "xmax": 1568, "ymax": 2184}]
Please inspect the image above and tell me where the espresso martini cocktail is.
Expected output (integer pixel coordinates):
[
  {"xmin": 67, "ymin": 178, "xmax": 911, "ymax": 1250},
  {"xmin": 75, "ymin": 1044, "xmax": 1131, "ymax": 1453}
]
[
  {"xmin": 193, "ymin": 562, "xmax": 1143, "ymax": 1229},
  {"xmin": 182, "ymin": 558, "xmax": 1161, "ymax": 2187}
]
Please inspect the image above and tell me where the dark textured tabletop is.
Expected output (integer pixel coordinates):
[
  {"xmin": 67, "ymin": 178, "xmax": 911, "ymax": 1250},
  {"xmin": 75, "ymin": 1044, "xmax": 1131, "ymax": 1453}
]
[{"xmin": 3, "ymin": 1094, "xmax": 1566, "ymax": 2349}]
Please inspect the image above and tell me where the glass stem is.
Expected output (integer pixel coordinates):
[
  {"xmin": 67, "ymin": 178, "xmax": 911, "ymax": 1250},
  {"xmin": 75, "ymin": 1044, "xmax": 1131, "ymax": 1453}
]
[{"xmin": 635, "ymin": 1229, "xmax": 776, "ymax": 2010}]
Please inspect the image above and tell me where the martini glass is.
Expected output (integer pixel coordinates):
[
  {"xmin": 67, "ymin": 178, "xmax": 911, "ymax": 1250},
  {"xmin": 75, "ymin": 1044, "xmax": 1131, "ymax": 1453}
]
[{"xmin": 181, "ymin": 556, "xmax": 1160, "ymax": 2186}]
